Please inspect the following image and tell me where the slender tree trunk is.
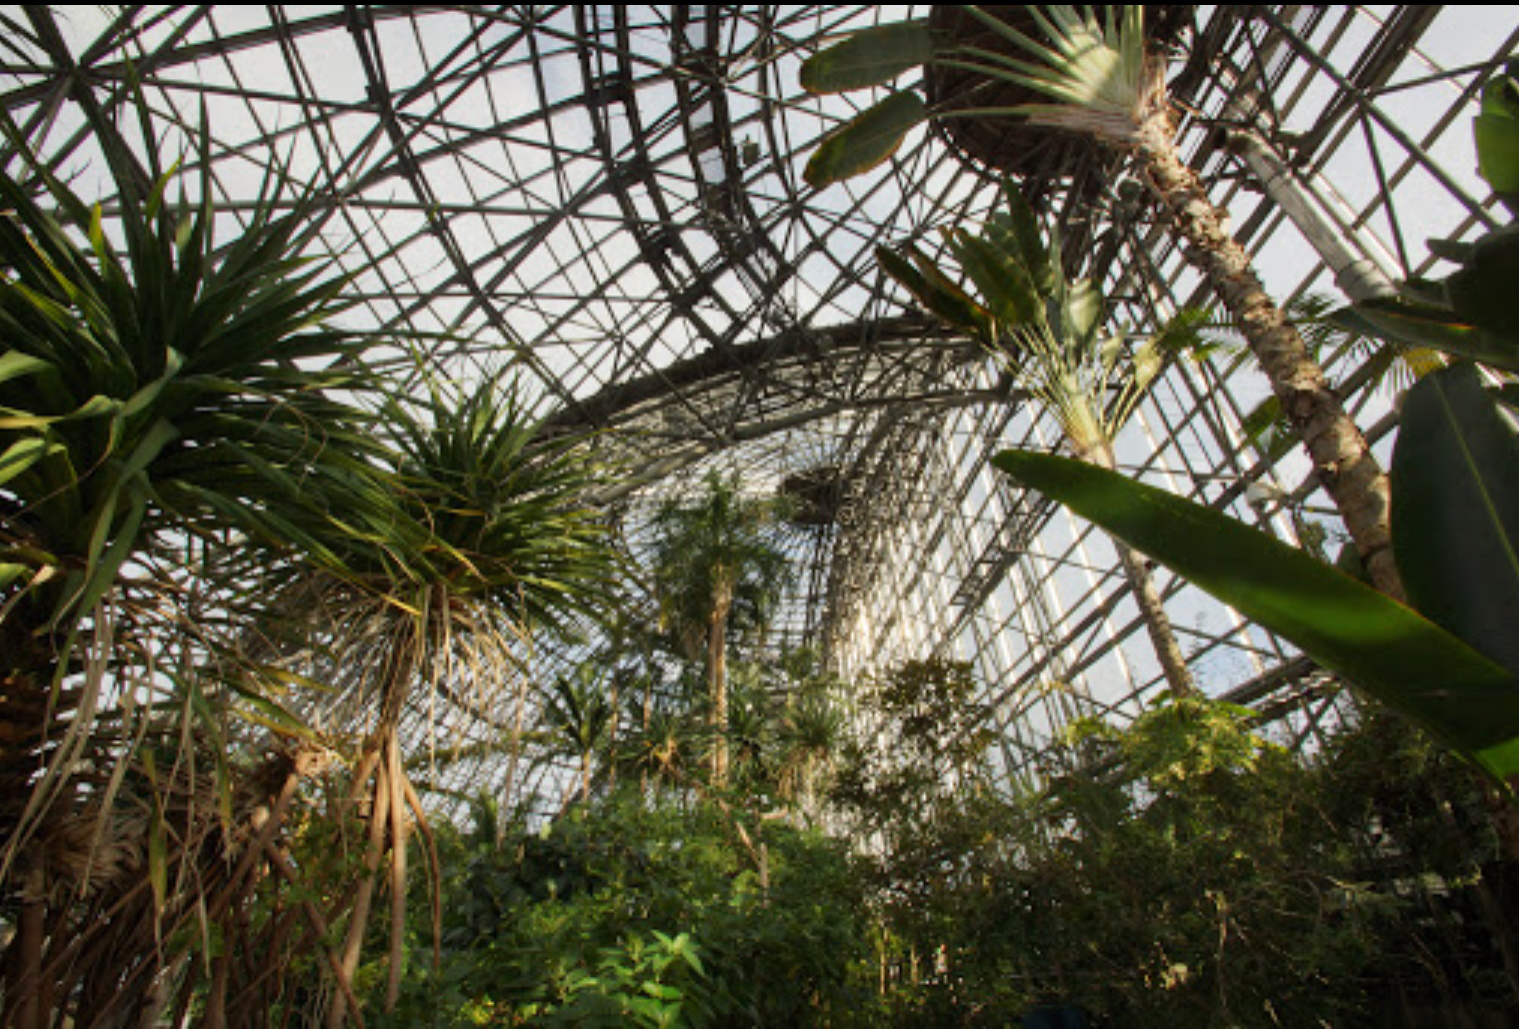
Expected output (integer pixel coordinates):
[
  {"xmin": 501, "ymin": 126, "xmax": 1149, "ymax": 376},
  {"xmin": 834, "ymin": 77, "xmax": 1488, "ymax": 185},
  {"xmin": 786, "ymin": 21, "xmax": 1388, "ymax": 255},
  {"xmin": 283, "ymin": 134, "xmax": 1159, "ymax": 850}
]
[
  {"xmin": 1084, "ymin": 441, "xmax": 1198, "ymax": 698},
  {"xmin": 709, "ymin": 589, "xmax": 733, "ymax": 785},
  {"xmin": 384, "ymin": 736, "xmax": 409, "ymax": 1013},
  {"xmin": 329, "ymin": 743, "xmax": 392, "ymax": 1029},
  {"xmin": 1130, "ymin": 108, "xmax": 1403, "ymax": 601},
  {"xmin": 9, "ymin": 871, "xmax": 45, "ymax": 1029},
  {"xmin": 1114, "ymin": 539, "xmax": 1198, "ymax": 698}
]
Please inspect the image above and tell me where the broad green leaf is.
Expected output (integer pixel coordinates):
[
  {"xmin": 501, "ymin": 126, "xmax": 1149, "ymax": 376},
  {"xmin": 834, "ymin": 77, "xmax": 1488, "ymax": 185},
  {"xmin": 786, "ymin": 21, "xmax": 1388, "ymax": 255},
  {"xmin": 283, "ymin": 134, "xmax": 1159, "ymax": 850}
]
[
  {"xmin": 1476, "ymin": 63, "xmax": 1519, "ymax": 196},
  {"xmin": 1446, "ymin": 225, "xmax": 1519, "ymax": 339},
  {"xmin": 804, "ymin": 91, "xmax": 928, "ymax": 189},
  {"xmin": 799, "ymin": 21, "xmax": 934, "ymax": 94},
  {"xmin": 947, "ymin": 228, "xmax": 1041, "ymax": 331},
  {"xmin": 876, "ymin": 244, "xmax": 992, "ymax": 339},
  {"xmin": 992, "ymin": 180, "xmax": 1053, "ymax": 292},
  {"xmin": 1393, "ymin": 362, "xmax": 1519, "ymax": 677},
  {"xmin": 1342, "ymin": 297, "xmax": 1519, "ymax": 373},
  {"xmin": 992, "ymin": 448, "xmax": 1519, "ymax": 779}
]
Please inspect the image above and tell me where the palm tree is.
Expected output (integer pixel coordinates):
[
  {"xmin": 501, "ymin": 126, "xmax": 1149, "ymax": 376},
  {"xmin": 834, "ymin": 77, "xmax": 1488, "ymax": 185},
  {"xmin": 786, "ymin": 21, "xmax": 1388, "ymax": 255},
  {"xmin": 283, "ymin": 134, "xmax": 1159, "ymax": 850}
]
[
  {"xmin": 542, "ymin": 663, "xmax": 617, "ymax": 807},
  {"xmin": 647, "ymin": 470, "xmax": 793, "ymax": 785},
  {"xmin": 880, "ymin": 181, "xmax": 1202, "ymax": 697},
  {"xmin": 802, "ymin": 5, "xmax": 1402, "ymax": 600}
]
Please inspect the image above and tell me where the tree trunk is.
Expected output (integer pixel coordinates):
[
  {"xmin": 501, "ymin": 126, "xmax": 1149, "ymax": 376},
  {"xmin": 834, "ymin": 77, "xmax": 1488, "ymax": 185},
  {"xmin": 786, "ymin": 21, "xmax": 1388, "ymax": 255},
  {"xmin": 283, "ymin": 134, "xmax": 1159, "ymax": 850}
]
[
  {"xmin": 328, "ymin": 743, "xmax": 392, "ymax": 1028},
  {"xmin": 709, "ymin": 598, "xmax": 731, "ymax": 785},
  {"xmin": 1114, "ymin": 538, "xmax": 1198, "ymax": 698},
  {"xmin": 1084, "ymin": 441, "xmax": 1198, "ymax": 698},
  {"xmin": 1130, "ymin": 110, "xmax": 1403, "ymax": 602}
]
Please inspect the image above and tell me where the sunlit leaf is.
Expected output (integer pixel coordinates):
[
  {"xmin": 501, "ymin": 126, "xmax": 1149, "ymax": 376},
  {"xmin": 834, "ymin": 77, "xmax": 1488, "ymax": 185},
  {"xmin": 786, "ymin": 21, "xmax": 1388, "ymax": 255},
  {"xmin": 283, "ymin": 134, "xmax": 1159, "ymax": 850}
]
[
  {"xmin": 799, "ymin": 21, "xmax": 933, "ymax": 94},
  {"xmin": 804, "ymin": 92, "xmax": 927, "ymax": 189}
]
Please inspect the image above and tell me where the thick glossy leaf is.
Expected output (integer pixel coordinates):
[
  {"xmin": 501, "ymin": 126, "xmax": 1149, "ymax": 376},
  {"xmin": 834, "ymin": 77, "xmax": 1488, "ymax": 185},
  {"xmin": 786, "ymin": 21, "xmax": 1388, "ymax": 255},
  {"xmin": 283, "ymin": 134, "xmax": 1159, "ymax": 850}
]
[
  {"xmin": 1393, "ymin": 362, "xmax": 1519, "ymax": 676},
  {"xmin": 992, "ymin": 448, "xmax": 1519, "ymax": 778},
  {"xmin": 1446, "ymin": 225, "xmax": 1519, "ymax": 338},
  {"xmin": 804, "ymin": 91, "xmax": 927, "ymax": 188},
  {"xmin": 799, "ymin": 21, "xmax": 934, "ymax": 94},
  {"xmin": 1476, "ymin": 62, "xmax": 1519, "ymax": 196},
  {"xmin": 1342, "ymin": 297, "xmax": 1519, "ymax": 373}
]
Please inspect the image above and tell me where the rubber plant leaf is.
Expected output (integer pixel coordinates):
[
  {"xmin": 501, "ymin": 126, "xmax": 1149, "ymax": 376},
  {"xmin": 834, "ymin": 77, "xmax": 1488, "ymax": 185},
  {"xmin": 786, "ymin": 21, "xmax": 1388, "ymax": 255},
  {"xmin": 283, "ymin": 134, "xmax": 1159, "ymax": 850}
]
[
  {"xmin": 1475, "ymin": 61, "xmax": 1519, "ymax": 197},
  {"xmin": 992, "ymin": 447, "xmax": 1519, "ymax": 780},
  {"xmin": 1338, "ymin": 297, "xmax": 1519, "ymax": 374},
  {"xmin": 804, "ymin": 91, "xmax": 928, "ymax": 189},
  {"xmin": 1393, "ymin": 362, "xmax": 1519, "ymax": 678},
  {"xmin": 799, "ymin": 21, "xmax": 934, "ymax": 94}
]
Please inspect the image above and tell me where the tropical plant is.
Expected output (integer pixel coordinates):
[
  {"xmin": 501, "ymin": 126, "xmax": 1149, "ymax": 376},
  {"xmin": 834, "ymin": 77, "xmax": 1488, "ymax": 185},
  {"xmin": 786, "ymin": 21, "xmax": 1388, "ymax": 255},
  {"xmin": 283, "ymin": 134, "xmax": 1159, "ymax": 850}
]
[
  {"xmin": 252, "ymin": 370, "xmax": 619, "ymax": 1024},
  {"xmin": 0, "ymin": 98, "xmax": 393, "ymax": 1027},
  {"xmin": 1338, "ymin": 60, "xmax": 1519, "ymax": 373},
  {"xmin": 879, "ymin": 180, "xmax": 1205, "ymax": 697},
  {"xmin": 543, "ymin": 663, "xmax": 619, "ymax": 807},
  {"xmin": 800, "ymin": 5, "xmax": 1404, "ymax": 599},
  {"xmin": 647, "ymin": 470, "xmax": 793, "ymax": 784},
  {"xmin": 381, "ymin": 790, "xmax": 874, "ymax": 1028},
  {"xmin": 989, "ymin": 54, "xmax": 1519, "ymax": 788}
]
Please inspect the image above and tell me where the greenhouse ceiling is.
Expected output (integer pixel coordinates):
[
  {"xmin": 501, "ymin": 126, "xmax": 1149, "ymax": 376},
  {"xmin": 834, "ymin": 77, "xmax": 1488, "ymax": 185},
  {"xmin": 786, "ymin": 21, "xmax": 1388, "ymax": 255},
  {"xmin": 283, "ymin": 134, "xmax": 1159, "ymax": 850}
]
[{"xmin": 2, "ymin": 4, "xmax": 1516, "ymax": 786}]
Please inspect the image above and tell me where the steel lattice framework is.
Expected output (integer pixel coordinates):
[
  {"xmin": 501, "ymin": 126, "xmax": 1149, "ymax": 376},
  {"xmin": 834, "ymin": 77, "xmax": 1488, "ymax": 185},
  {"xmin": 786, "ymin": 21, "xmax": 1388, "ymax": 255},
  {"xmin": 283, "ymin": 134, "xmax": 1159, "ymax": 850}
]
[{"xmin": 3, "ymin": 5, "xmax": 1515, "ymax": 803}]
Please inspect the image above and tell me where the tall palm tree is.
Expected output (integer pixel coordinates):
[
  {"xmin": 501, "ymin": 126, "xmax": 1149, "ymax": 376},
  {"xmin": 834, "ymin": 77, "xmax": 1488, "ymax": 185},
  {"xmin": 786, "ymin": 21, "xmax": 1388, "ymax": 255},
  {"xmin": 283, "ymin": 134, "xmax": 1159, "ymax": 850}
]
[
  {"xmin": 802, "ymin": 5, "xmax": 1402, "ymax": 600},
  {"xmin": 881, "ymin": 181, "xmax": 1202, "ymax": 697},
  {"xmin": 542, "ymin": 663, "xmax": 617, "ymax": 806},
  {"xmin": 647, "ymin": 470, "xmax": 793, "ymax": 785}
]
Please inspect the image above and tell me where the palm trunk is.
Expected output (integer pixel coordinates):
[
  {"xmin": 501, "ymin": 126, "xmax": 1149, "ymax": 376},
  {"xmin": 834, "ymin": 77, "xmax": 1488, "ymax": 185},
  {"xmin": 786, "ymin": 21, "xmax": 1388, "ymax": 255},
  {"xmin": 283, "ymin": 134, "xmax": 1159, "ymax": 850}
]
[
  {"xmin": 1085, "ymin": 442, "xmax": 1198, "ymax": 698},
  {"xmin": 1130, "ymin": 109, "xmax": 1403, "ymax": 601},
  {"xmin": 709, "ymin": 605, "xmax": 731, "ymax": 785},
  {"xmin": 384, "ymin": 735, "xmax": 409, "ymax": 1013},
  {"xmin": 708, "ymin": 580, "xmax": 735, "ymax": 786},
  {"xmin": 1115, "ymin": 539, "xmax": 1197, "ymax": 698}
]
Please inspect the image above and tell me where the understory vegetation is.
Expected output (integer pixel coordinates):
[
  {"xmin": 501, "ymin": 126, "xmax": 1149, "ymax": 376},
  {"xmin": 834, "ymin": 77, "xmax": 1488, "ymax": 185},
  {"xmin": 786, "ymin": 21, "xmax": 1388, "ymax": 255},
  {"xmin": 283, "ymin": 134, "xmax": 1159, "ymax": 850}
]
[{"xmin": 360, "ymin": 686, "xmax": 1519, "ymax": 1027}]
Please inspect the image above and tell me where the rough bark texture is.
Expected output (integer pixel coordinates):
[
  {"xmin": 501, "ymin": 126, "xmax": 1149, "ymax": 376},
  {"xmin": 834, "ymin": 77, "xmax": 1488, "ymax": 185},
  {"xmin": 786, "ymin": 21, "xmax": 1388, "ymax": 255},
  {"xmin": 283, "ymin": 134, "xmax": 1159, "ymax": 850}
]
[
  {"xmin": 709, "ymin": 588, "xmax": 732, "ymax": 785},
  {"xmin": 1115, "ymin": 539, "xmax": 1199, "ymax": 698},
  {"xmin": 1085, "ymin": 442, "xmax": 1198, "ymax": 698},
  {"xmin": 1131, "ymin": 112, "xmax": 1404, "ymax": 602}
]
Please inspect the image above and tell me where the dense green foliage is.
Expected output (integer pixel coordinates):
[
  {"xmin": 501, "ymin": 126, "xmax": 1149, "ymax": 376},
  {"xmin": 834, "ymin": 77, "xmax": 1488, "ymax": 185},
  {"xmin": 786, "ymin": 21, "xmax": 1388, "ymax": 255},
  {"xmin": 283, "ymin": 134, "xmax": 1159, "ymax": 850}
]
[
  {"xmin": 350, "ymin": 691, "xmax": 1517, "ymax": 1027},
  {"xmin": 374, "ymin": 792, "xmax": 876, "ymax": 1027}
]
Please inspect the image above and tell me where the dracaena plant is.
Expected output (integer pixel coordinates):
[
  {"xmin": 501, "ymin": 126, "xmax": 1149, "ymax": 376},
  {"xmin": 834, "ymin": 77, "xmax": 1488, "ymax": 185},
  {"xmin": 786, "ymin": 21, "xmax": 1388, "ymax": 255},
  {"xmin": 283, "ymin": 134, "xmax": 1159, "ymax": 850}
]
[
  {"xmin": 801, "ymin": 5, "xmax": 1404, "ymax": 600},
  {"xmin": 255, "ymin": 368, "xmax": 620, "ymax": 1023},
  {"xmin": 0, "ymin": 99, "xmax": 392, "ymax": 1027}
]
